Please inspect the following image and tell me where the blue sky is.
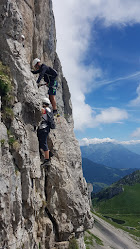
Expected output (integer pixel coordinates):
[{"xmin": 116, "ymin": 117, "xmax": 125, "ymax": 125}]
[
  {"xmin": 77, "ymin": 23, "xmax": 140, "ymax": 141},
  {"xmin": 53, "ymin": 0, "xmax": 140, "ymax": 144}
]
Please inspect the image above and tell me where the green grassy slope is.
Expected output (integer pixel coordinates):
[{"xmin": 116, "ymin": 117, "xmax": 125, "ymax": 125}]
[
  {"xmin": 93, "ymin": 183, "xmax": 140, "ymax": 237},
  {"xmin": 93, "ymin": 184, "xmax": 140, "ymax": 214}
]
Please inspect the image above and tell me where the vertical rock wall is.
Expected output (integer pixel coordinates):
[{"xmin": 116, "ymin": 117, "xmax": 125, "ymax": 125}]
[{"xmin": 0, "ymin": 0, "xmax": 93, "ymax": 248}]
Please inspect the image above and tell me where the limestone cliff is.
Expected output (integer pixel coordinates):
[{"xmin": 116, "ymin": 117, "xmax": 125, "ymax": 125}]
[{"xmin": 0, "ymin": 1, "xmax": 93, "ymax": 248}]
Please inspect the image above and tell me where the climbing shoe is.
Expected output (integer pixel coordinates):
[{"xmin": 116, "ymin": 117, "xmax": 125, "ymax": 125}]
[
  {"xmin": 41, "ymin": 159, "xmax": 51, "ymax": 167},
  {"xmin": 53, "ymin": 109, "xmax": 57, "ymax": 114},
  {"xmin": 38, "ymin": 83, "xmax": 47, "ymax": 88},
  {"xmin": 49, "ymin": 151, "xmax": 54, "ymax": 158},
  {"xmin": 53, "ymin": 110, "xmax": 60, "ymax": 117},
  {"xmin": 54, "ymin": 112, "xmax": 60, "ymax": 117},
  {"xmin": 37, "ymin": 83, "xmax": 41, "ymax": 88}
]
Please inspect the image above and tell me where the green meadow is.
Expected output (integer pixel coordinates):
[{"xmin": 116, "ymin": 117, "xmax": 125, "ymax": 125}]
[{"xmin": 93, "ymin": 184, "xmax": 140, "ymax": 237}]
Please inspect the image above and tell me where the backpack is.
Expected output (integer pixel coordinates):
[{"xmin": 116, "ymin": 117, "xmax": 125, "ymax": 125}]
[
  {"xmin": 46, "ymin": 109, "xmax": 55, "ymax": 129},
  {"xmin": 48, "ymin": 67, "xmax": 58, "ymax": 78},
  {"xmin": 44, "ymin": 67, "xmax": 58, "ymax": 83}
]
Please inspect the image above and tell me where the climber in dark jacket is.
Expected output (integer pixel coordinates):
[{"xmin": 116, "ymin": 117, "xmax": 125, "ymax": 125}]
[{"xmin": 32, "ymin": 58, "xmax": 58, "ymax": 115}]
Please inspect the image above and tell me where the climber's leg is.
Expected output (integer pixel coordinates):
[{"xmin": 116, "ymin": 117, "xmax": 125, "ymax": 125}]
[
  {"xmin": 48, "ymin": 81, "xmax": 58, "ymax": 113},
  {"xmin": 49, "ymin": 94, "xmax": 57, "ymax": 111},
  {"xmin": 44, "ymin": 150, "xmax": 49, "ymax": 159},
  {"xmin": 37, "ymin": 128, "xmax": 51, "ymax": 166}
]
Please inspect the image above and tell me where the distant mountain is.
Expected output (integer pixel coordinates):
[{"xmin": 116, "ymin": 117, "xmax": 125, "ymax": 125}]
[
  {"xmin": 123, "ymin": 143, "xmax": 140, "ymax": 155},
  {"xmin": 94, "ymin": 170, "xmax": 140, "ymax": 201},
  {"xmin": 82, "ymin": 158, "xmax": 137, "ymax": 192},
  {"xmin": 80, "ymin": 142, "xmax": 140, "ymax": 169}
]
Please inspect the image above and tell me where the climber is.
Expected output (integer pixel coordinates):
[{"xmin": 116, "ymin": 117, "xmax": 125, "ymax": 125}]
[
  {"xmin": 32, "ymin": 58, "xmax": 58, "ymax": 116},
  {"xmin": 37, "ymin": 97, "xmax": 55, "ymax": 167}
]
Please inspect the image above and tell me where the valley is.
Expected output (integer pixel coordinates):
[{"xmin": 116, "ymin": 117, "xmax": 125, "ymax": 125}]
[
  {"xmin": 82, "ymin": 142, "xmax": 140, "ymax": 248},
  {"xmin": 85, "ymin": 213, "xmax": 140, "ymax": 249}
]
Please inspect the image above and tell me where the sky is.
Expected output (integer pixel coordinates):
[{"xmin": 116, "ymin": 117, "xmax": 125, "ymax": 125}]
[{"xmin": 52, "ymin": 0, "xmax": 140, "ymax": 145}]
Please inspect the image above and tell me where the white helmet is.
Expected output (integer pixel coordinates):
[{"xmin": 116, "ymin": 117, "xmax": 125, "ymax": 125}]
[
  {"xmin": 21, "ymin": 35, "xmax": 25, "ymax": 40},
  {"xmin": 32, "ymin": 58, "xmax": 40, "ymax": 67},
  {"xmin": 42, "ymin": 97, "xmax": 50, "ymax": 105}
]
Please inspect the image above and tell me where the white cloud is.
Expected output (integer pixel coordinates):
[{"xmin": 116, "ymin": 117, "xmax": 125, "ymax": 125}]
[
  {"xmin": 121, "ymin": 139, "xmax": 140, "ymax": 145},
  {"xmin": 76, "ymin": 107, "xmax": 128, "ymax": 131},
  {"xmin": 73, "ymin": 101, "xmax": 95, "ymax": 131},
  {"xmin": 97, "ymin": 72, "xmax": 140, "ymax": 89},
  {"xmin": 79, "ymin": 137, "xmax": 140, "ymax": 146},
  {"xmin": 131, "ymin": 127, "xmax": 140, "ymax": 138},
  {"xmin": 52, "ymin": 0, "xmax": 140, "ymax": 130},
  {"xmin": 94, "ymin": 107, "xmax": 128, "ymax": 124},
  {"xmin": 129, "ymin": 84, "xmax": 140, "ymax": 106},
  {"xmin": 79, "ymin": 137, "xmax": 117, "ymax": 146}
]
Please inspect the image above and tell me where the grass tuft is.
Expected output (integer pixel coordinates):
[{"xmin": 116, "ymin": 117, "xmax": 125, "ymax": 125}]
[
  {"xmin": 0, "ymin": 61, "xmax": 14, "ymax": 127},
  {"xmin": 68, "ymin": 238, "xmax": 79, "ymax": 249}
]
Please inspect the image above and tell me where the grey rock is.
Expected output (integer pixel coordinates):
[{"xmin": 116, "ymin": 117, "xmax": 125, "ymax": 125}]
[{"xmin": 0, "ymin": 0, "xmax": 94, "ymax": 249}]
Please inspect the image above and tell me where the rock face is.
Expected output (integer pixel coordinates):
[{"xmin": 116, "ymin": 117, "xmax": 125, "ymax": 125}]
[{"xmin": 0, "ymin": 1, "xmax": 93, "ymax": 249}]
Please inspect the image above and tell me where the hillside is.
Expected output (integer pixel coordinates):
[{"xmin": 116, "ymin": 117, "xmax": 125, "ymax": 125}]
[
  {"xmin": 92, "ymin": 170, "xmax": 140, "ymax": 237},
  {"xmin": 93, "ymin": 170, "xmax": 140, "ymax": 200},
  {"xmin": 86, "ymin": 213, "xmax": 140, "ymax": 249},
  {"xmin": 81, "ymin": 142, "xmax": 140, "ymax": 168},
  {"xmin": 123, "ymin": 143, "xmax": 140, "ymax": 155},
  {"xmin": 94, "ymin": 183, "xmax": 140, "ymax": 214},
  {"xmin": 82, "ymin": 158, "xmax": 137, "ymax": 192}
]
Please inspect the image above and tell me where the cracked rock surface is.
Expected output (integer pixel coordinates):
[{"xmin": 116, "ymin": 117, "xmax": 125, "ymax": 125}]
[{"xmin": 0, "ymin": 1, "xmax": 93, "ymax": 248}]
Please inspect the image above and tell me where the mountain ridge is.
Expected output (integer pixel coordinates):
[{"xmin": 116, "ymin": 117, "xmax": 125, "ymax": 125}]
[
  {"xmin": 81, "ymin": 142, "xmax": 140, "ymax": 169},
  {"xmin": 82, "ymin": 157, "xmax": 138, "ymax": 192},
  {"xmin": 93, "ymin": 169, "xmax": 140, "ymax": 200}
]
